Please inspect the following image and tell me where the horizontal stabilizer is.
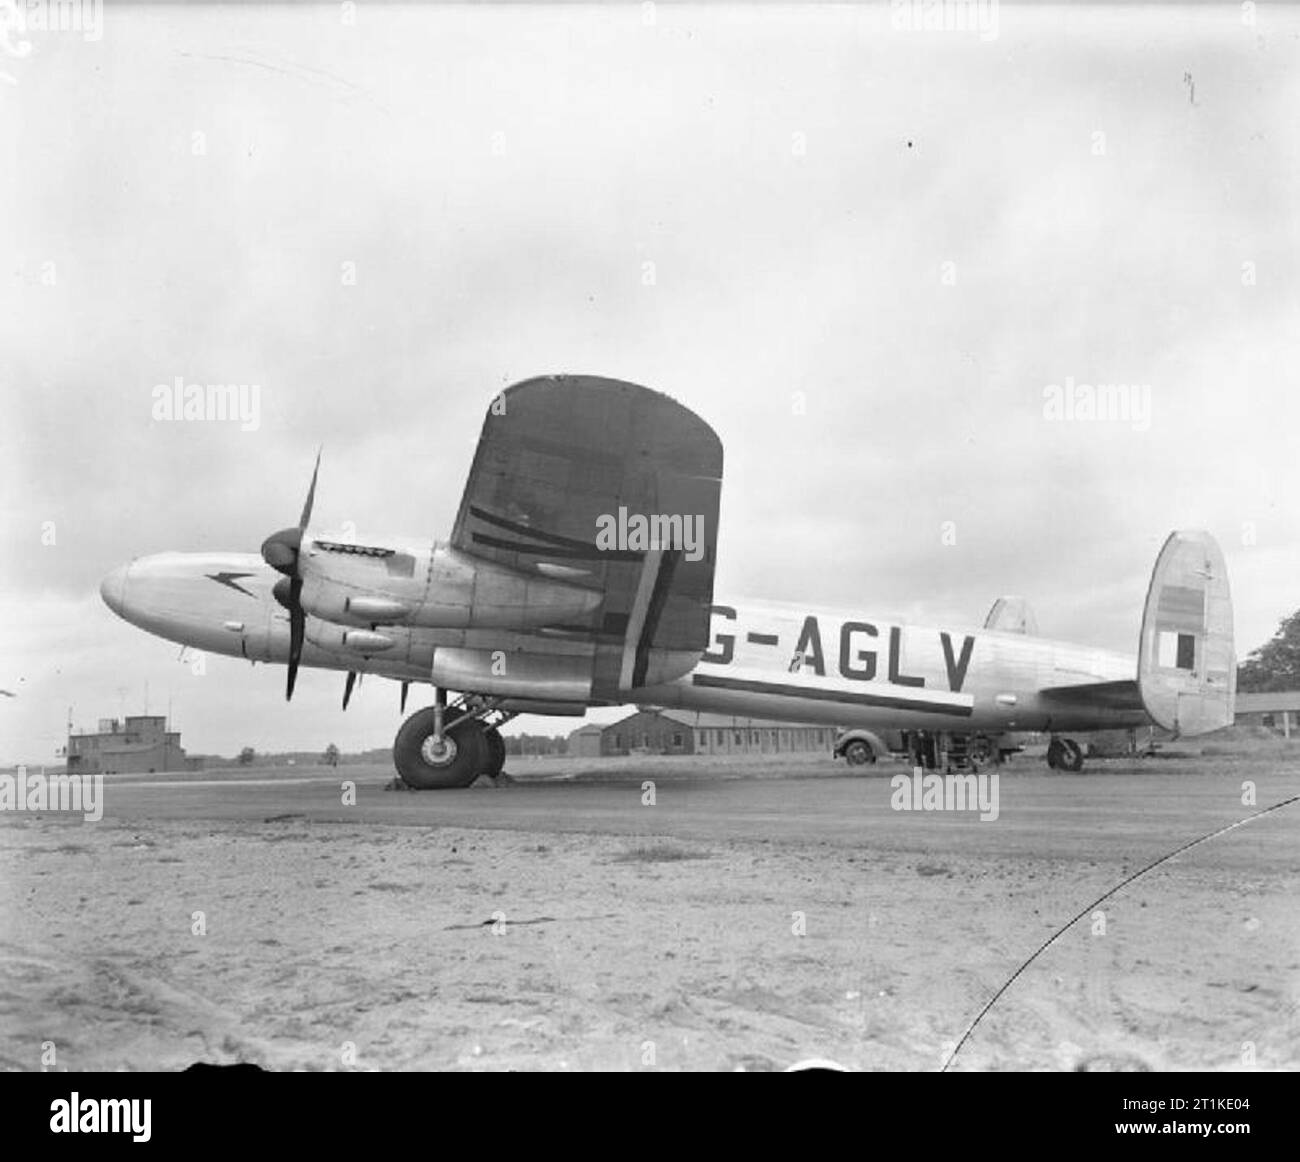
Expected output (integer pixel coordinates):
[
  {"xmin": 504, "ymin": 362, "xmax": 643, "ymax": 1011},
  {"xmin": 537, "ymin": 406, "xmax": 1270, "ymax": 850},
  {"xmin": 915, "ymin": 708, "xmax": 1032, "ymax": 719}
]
[
  {"xmin": 984, "ymin": 596, "xmax": 1038, "ymax": 635},
  {"xmin": 1038, "ymin": 679, "xmax": 1143, "ymax": 712},
  {"xmin": 1137, "ymin": 530, "xmax": 1235, "ymax": 736}
]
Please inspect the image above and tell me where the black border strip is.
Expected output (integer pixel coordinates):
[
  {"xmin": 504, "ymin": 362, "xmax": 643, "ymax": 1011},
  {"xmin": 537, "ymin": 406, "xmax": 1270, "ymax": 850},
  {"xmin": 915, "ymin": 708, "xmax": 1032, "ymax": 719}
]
[
  {"xmin": 470, "ymin": 531, "xmax": 641, "ymax": 562},
  {"xmin": 631, "ymin": 550, "xmax": 683, "ymax": 687},
  {"xmin": 691, "ymin": 673, "xmax": 974, "ymax": 717},
  {"xmin": 468, "ymin": 504, "xmax": 600, "ymax": 551}
]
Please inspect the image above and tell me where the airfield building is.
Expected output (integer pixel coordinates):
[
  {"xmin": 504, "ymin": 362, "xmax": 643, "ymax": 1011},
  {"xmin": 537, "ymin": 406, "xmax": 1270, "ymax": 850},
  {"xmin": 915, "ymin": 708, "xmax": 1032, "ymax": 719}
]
[
  {"xmin": 1234, "ymin": 691, "xmax": 1300, "ymax": 737},
  {"xmin": 568, "ymin": 709, "xmax": 837, "ymax": 757},
  {"xmin": 66, "ymin": 715, "xmax": 191, "ymax": 775}
]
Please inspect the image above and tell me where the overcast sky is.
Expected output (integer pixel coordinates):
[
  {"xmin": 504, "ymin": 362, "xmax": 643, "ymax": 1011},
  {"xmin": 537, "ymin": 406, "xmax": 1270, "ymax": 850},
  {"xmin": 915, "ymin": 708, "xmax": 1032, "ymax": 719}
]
[{"xmin": 3, "ymin": 3, "xmax": 1299, "ymax": 764}]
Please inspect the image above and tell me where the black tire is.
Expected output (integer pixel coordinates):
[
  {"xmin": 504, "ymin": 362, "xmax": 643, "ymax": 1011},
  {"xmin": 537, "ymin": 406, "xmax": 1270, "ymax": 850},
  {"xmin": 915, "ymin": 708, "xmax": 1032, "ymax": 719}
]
[
  {"xmin": 1057, "ymin": 738, "xmax": 1084, "ymax": 773},
  {"xmin": 483, "ymin": 728, "xmax": 506, "ymax": 778},
  {"xmin": 1046, "ymin": 739, "xmax": 1063, "ymax": 770},
  {"xmin": 844, "ymin": 740, "xmax": 874, "ymax": 766},
  {"xmin": 393, "ymin": 707, "xmax": 486, "ymax": 789}
]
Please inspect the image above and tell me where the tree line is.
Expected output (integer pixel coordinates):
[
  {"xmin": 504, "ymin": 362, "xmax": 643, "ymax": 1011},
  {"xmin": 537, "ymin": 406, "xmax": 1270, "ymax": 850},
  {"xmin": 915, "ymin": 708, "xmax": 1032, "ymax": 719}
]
[{"xmin": 1237, "ymin": 610, "xmax": 1300, "ymax": 692}]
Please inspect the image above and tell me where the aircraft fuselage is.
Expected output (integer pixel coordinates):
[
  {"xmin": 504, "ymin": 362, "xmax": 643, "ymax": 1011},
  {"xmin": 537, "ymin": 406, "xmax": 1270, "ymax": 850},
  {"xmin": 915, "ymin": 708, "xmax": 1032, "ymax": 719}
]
[{"xmin": 101, "ymin": 548, "xmax": 1145, "ymax": 734}]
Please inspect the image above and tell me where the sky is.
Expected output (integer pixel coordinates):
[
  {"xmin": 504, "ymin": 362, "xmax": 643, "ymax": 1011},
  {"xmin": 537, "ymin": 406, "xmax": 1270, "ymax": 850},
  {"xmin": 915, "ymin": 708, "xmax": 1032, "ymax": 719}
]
[{"xmin": 3, "ymin": 2, "xmax": 1299, "ymax": 764}]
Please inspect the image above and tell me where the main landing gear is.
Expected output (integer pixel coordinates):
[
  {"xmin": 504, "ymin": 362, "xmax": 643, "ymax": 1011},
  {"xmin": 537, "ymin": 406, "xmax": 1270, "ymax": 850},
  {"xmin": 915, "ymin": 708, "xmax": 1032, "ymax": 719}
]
[
  {"xmin": 392, "ymin": 690, "xmax": 513, "ymax": 789},
  {"xmin": 1046, "ymin": 737, "xmax": 1084, "ymax": 772},
  {"xmin": 902, "ymin": 731, "xmax": 998, "ymax": 774}
]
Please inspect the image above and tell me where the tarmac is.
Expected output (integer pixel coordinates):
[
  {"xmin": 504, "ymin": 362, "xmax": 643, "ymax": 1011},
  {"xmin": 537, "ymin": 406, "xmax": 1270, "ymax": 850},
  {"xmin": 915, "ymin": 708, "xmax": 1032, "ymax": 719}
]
[{"xmin": 1, "ymin": 752, "xmax": 1297, "ymax": 1071}]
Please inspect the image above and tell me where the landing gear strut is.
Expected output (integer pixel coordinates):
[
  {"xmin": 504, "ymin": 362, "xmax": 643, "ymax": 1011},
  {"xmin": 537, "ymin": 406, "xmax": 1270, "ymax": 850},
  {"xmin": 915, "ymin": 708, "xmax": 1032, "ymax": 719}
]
[
  {"xmin": 391, "ymin": 692, "xmax": 514, "ymax": 789},
  {"xmin": 1046, "ymin": 737, "xmax": 1084, "ymax": 772}
]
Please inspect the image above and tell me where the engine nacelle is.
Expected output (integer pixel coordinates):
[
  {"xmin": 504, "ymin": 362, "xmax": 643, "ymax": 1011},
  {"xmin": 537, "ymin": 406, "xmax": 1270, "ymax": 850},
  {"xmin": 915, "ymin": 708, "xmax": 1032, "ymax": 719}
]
[
  {"xmin": 305, "ymin": 624, "xmax": 398, "ymax": 654},
  {"xmin": 341, "ymin": 629, "xmax": 396, "ymax": 653},
  {"xmin": 430, "ymin": 646, "xmax": 594, "ymax": 702},
  {"xmin": 346, "ymin": 597, "xmax": 413, "ymax": 622},
  {"xmin": 298, "ymin": 538, "xmax": 602, "ymax": 631}
]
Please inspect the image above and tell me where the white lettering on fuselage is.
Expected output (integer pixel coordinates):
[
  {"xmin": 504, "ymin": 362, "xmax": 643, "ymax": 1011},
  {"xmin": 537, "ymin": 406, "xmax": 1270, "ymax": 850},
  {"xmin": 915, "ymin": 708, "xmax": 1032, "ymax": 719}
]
[{"xmin": 701, "ymin": 606, "xmax": 975, "ymax": 693}]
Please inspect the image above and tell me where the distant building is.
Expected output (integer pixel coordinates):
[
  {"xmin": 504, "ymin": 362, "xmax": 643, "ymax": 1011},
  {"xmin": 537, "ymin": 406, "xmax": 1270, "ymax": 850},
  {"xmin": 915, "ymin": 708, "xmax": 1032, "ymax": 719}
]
[
  {"xmin": 66, "ymin": 716, "xmax": 192, "ymax": 774},
  {"xmin": 1234, "ymin": 691, "xmax": 1300, "ymax": 738},
  {"xmin": 567, "ymin": 709, "xmax": 837, "ymax": 757},
  {"xmin": 567, "ymin": 723, "xmax": 606, "ymax": 757}
]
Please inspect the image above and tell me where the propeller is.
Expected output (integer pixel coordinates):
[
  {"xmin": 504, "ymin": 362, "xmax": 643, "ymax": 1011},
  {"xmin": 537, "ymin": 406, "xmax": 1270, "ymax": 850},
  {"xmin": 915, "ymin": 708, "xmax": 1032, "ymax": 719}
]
[{"xmin": 263, "ymin": 451, "xmax": 321, "ymax": 701}]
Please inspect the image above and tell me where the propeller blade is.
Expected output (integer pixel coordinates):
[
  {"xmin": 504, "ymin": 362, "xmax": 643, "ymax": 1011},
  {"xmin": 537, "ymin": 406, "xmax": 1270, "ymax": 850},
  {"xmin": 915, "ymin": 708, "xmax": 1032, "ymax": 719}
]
[
  {"xmin": 267, "ymin": 452, "xmax": 321, "ymax": 701},
  {"xmin": 343, "ymin": 671, "xmax": 357, "ymax": 710},
  {"xmin": 286, "ymin": 580, "xmax": 305, "ymax": 701},
  {"xmin": 299, "ymin": 449, "xmax": 321, "ymax": 531},
  {"xmin": 262, "ymin": 453, "xmax": 320, "ymax": 573}
]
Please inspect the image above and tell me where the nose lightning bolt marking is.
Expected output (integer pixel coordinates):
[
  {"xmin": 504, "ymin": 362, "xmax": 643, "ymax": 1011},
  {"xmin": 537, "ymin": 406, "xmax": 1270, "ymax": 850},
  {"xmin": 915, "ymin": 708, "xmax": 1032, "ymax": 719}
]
[{"xmin": 206, "ymin": 571, "xmax": 257, "ymax": 597}]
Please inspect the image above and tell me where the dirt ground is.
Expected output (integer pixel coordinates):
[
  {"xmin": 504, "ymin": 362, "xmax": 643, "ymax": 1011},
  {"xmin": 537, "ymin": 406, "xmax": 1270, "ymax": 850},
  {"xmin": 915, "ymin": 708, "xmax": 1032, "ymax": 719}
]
[{"xmin": 1, "ymin": 752, "xmax": 1297, "ymax": 1071}]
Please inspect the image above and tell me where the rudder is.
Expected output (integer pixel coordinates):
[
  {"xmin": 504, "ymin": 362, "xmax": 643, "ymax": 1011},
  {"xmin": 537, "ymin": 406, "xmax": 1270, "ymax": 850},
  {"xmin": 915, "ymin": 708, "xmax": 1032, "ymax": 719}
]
[{"xmin": 1137, "ymin": 530, "xmax": 1235, "ymax": 737}]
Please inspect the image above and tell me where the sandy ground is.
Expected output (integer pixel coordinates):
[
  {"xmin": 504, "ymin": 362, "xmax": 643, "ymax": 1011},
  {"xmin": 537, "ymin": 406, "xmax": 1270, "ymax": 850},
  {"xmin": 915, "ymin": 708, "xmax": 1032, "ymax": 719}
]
[{"xmin": 1, "ymin": 752, "xmax": 1297, "ymax": 1071}]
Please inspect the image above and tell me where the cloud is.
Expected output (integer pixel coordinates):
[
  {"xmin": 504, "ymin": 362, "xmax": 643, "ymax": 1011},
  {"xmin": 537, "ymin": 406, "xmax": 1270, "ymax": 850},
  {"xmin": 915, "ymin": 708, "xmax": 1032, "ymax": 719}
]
[{"xmin": 3, "ymin": 5, "xmax": 1298, "ymax": 760}]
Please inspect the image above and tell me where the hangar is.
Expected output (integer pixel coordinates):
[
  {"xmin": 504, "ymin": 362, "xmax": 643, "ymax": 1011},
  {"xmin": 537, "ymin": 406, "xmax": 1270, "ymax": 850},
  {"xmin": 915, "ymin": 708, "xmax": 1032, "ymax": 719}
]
[
  {"xmin": 567, "ymin": 709, "xmax": 837, "ymax": 757},
  {"xmin": 1234, "ymin": 691, "xmax": 1300, "ymax": 738}
]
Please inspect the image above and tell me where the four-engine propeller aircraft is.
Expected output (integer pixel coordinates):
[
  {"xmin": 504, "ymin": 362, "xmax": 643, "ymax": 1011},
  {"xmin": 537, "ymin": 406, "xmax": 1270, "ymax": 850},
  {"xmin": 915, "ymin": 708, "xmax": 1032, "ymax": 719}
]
[{"xmin": 100, "ymin": 376, "xmax": 1236, "ymax": 788}]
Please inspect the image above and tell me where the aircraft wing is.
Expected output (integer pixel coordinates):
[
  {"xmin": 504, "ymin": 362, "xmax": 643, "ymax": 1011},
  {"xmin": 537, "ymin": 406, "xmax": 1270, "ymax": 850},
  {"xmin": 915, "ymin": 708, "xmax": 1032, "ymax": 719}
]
[{"xmin": 450, "ymin": 375, "xmax": 723, "ymax": 694}]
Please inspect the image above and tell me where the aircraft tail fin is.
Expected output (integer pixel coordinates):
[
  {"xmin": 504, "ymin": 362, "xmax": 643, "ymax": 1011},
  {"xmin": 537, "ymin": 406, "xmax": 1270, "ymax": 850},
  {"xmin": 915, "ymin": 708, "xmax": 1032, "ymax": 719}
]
[
  {"xmin": 1137, "ymin": 530, "xmax": 1235, "ymax": 737},
  {"xmin": 984, "ymin": 595, "xmax": 1038, "ymax": 635}
]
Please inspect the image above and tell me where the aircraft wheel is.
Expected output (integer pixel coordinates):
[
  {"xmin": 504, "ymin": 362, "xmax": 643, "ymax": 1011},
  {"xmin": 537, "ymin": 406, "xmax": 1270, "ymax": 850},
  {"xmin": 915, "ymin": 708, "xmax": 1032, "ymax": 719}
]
[
  {"xmin": 393, "ymin": 707, "xmax": 486, "ymax": 789},
  {"xmin": 483, "ymin": 728, "xmax": 506, "ymax": 778},
  {"xmin": 1045, "ymin": 743, "xmax": 1086, "ymax": 779},
  {"xmin": 844, "ymin": 740, "xmax": 874, "ymax": 766},
  {"xmin": 1057, "ymin": 738, "xmax": 1084, "ymax": 772}
]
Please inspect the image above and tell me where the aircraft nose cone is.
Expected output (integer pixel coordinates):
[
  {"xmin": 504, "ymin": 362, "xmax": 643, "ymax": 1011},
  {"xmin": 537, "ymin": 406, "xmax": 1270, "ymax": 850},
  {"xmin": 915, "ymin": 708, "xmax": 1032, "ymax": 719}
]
[{"xmin": 100, "ymin": 563, "xmax": 130, "ymax": 616}]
